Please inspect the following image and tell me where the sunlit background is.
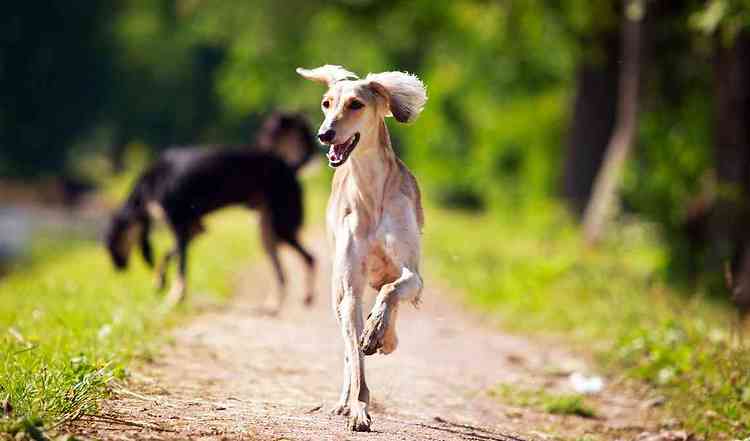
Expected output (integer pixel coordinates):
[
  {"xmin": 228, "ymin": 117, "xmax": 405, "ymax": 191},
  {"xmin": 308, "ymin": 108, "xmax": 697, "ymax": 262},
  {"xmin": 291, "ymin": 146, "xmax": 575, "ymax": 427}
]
[
  {"xmin": 3, "ymin": 1, "xmax": 747, "ymax": 288},
  {"xmin": 2, "ymin": 1, "xmax": 750, "ymax": 438}
]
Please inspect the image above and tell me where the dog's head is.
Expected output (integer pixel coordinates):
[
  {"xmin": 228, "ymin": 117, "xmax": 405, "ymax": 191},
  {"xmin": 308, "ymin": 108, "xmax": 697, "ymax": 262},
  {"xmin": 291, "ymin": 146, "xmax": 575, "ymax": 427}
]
[
  {"xmin": 256, "ymin": 112, "xmax": 317, "ymax": 170},
  {"xmin": 105, "ymin": 208, "xmax": 141, "ymax": 270},
  {"xmin": 296, "ymin": 65, "xmax": 426, "ymax": 168}
]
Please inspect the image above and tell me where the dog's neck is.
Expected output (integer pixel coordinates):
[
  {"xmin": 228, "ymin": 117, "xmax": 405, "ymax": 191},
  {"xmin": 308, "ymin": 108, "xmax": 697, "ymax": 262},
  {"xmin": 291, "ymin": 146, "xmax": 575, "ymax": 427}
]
[{"xmin": 336, "ymin": 119, "xmax": 398, "ymax": 223}]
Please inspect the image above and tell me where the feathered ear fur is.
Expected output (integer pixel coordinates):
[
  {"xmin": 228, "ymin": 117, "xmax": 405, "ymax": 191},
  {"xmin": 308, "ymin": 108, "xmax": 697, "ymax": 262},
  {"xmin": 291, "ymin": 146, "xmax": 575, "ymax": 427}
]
[
  {"xmin": 296, "ymin": 65, "xmax": 359, "ymax": 86},
  {"xmin": 366, "ymin": 71, "xmax": 427, "ymax": 123}
]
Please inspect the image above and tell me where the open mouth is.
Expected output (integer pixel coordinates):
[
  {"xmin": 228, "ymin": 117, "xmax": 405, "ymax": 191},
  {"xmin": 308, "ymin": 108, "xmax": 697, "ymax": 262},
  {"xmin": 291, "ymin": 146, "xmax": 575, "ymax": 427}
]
[{"xmin": 326, "ymin": 133, "xmax": 360, "ymax": 168}]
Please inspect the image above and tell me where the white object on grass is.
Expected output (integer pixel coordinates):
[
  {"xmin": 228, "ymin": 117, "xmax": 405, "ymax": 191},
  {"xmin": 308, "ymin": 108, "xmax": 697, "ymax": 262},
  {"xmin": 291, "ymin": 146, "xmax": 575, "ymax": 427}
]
[{"xmin": 569, "ymin": 372, "xmax": 604, "ymax": 394}]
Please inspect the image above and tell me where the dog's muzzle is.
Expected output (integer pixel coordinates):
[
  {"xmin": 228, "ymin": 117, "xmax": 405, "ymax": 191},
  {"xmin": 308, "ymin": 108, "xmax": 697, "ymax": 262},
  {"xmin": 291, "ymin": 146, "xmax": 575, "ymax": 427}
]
[{"xmin": 325, "ymin": 133, "xmax": 360, "ymax": 168}]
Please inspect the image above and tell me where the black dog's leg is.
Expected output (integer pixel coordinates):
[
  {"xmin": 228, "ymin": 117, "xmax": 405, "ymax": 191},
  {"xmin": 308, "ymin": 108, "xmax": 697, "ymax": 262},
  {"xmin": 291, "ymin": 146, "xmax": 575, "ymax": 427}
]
[
  {"xmin": 285, "ymin": 237, "xmax": 316, "ymax": 306},
  {"xmin": 165, "ymin": 227, "xmax": 190, "ymax": 307},
  {"xmin": 139, "ymin": 216, "xmax": 154, "ymax": 268},
  {"xmin": 155, "ymin": 248, "xmax": 176, "ymax": 291},
  {"xmin": 260, "ymin": 209, "xmax": 286, "ymax": 313}
]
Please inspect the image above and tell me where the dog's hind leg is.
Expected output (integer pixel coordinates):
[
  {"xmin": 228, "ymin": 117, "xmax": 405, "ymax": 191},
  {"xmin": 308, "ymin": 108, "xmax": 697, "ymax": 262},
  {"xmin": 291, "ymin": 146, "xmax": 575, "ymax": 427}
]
[
  {"xmin": 361, "ymin": 266, "xmax": 423, "ymax": 356},
  {"xmin": 285, "ymin": 237, "xmax": 316, "ymax": 306},
  {"xmin": 260, "ymin": 209, "xmax": 286, "ymax": 314}
]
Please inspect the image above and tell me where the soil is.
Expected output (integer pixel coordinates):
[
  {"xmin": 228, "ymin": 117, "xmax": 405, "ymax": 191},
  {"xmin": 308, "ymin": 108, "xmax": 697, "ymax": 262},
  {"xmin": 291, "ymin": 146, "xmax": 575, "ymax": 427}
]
[{"xmin": 69, "ymin": 231, "xmax": 666, "ymax": 441}]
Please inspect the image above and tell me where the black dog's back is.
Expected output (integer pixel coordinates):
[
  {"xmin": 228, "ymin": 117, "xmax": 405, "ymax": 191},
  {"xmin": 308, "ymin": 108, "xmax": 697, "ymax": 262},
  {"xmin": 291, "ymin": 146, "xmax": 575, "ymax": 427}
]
[
  {"xmin": 108, "ymin": 114, "xmax": 317, "ymax": 308},
  {"xmin": 139, "ymin": 148, "xmax": 303, "ymax": 236}
]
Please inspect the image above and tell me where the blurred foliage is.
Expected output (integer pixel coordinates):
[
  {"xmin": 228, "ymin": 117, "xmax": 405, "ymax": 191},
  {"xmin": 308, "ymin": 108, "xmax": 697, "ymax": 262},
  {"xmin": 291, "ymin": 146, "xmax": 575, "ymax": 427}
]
[
  {"xmin": 0, "ymin": 2, "xmax": 735, "ymax": 179},
  {"xmin": 0, "ymin": 2, "xmax": 115, "ymax": 177},
  {"xmin": 691, "ymin": 0, "xmax": 750, "ymax": 44},
  {"xmin": 3, "ymin": 0, "xmax": 750, "ymax": 278}
]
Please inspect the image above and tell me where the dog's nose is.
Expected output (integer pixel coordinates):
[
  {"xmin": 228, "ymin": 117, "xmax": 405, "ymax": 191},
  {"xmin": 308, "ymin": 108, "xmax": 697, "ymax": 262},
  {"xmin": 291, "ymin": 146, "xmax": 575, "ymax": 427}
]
[{"xmin": 318, "ymin": 129, "xmax": 336, "ymax": 143}]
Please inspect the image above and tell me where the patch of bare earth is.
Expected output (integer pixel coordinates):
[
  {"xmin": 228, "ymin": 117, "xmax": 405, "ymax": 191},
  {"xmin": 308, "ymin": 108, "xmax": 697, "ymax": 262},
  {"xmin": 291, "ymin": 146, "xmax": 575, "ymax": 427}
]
[{"xmin": 69, "ymin": 232, "xmax": 665, "ymax": 440}]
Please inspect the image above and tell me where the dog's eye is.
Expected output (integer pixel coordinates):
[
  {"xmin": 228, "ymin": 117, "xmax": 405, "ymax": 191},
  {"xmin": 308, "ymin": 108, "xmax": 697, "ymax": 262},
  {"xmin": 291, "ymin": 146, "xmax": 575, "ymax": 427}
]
[
  {"xmin": 322, "ymin": 100, "xmax": 330, "ymax": 109},
  {"xmin": 349, "ymin": 100, "xmax": 364, "ymax": 110}
]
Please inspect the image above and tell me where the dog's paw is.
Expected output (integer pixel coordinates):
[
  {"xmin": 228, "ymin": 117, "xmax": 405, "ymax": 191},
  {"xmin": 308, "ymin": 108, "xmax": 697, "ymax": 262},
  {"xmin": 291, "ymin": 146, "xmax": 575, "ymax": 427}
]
[
  {"xmin": 261, "ymin": 306, "xmax": 280, "ymax": 318},
  {"xmin": 329, "ymin": 402, "xmax": 350, "ymax": 416},
  {"xmin": 360, "ymin": 313, "xmax": 387, "ymax": 356},
  {"xmin": 163, "ymin": 281, "xmax": 186, "ymax": 309},
  {"xmin": 347, "ymin": 406, "xmax": 371, "ymax": 432},
  {"xmin": 261, "ymin": 298, "xmax": 283, "ymax": 317}
]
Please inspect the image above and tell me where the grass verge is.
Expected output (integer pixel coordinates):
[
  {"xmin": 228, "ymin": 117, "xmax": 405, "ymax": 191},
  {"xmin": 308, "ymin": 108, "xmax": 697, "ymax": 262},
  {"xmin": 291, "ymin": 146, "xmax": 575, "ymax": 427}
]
[
  {"xmin": 424, "ymin": 199, "xmax": 749, "ymax": 439},
  {"xmin": 0, "ymin": 157, "xmax": 329, "ymax": 438},
  {"xmin": 489, "ymin": 383, "xmax": 597, "ymax": 418},
  {"xmin": 0, "ymin": 206, "xmax": 260, "ymax": 436}
]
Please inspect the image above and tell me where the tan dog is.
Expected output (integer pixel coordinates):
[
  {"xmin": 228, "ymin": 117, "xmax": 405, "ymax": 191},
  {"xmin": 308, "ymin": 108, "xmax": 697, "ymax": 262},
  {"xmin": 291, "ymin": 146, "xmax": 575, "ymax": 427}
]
[{"xmin": 297, "ymin": 65, "xmax": 426, "ymax": 432}]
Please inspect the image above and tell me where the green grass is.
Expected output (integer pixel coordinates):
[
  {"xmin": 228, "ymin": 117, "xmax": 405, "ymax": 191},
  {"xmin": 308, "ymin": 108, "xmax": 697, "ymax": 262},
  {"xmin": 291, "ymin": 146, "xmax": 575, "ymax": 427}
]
[
  {"xmin": 424, "ymin": 199, "xmax": 750, "ymax": 439},
  {"xmin": 0, "ymin": 206, "xmax": 260, "ymax": 435},
  {"xmin": 544, "ymin": 395, "xmax": 596, "ymax": 418},
  {"xmin": 0, "ymin": 160, "xmax": 329, "ymax": 437},
  {"xmin": 489, "ymin": 383, "xmax": 596, "ymax": 418}
]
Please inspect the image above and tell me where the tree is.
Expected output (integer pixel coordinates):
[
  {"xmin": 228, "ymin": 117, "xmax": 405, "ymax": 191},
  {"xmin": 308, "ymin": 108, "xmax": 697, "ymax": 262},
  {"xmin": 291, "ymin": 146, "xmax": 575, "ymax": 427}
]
[
  {"xmin": 711, "ymin": 31, "xmax": 750, "ymax": 313},
  {"xmin": 582, "ymin": 0, "xmax": 645, "ymax": 244},
  {"xmin": 0, "ymin": 1, "xmax": 115, "ymax": 177},
  {"xmin": 562, "ymin": 27, "xmax": 620, "ymax": 216}
]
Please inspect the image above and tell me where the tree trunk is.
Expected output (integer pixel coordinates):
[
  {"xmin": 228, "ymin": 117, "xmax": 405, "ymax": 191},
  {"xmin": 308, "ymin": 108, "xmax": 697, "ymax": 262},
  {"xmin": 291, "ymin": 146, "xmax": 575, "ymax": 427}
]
[
  {"xmin": 582, "ymin": 0, "xmax": 645, "ymax": 244},
  {"xmin": 562, "ymin": 31, "xmax": 620, "ymax": 216},
  {"xmin": 712, "ymin": 32, "xmax": 750, "ymax": 312}
]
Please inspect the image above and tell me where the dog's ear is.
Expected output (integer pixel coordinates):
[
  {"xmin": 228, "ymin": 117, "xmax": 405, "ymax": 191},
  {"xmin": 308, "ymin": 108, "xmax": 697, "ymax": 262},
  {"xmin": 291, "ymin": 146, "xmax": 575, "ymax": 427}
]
[
  {"xmin": 296, "ymin": 65, "xmax": 358, "ymax": 86},
  {"xmin": 366, "ymin": 71, "xmax": 427, "ymax": 123}
]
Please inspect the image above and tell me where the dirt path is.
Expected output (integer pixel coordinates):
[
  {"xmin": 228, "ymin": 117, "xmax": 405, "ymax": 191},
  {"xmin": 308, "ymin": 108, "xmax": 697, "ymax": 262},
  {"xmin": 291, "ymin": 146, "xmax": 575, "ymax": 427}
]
[{"xmin": 71, "ymin": 232, "xmax": 664, "ymax": 441}]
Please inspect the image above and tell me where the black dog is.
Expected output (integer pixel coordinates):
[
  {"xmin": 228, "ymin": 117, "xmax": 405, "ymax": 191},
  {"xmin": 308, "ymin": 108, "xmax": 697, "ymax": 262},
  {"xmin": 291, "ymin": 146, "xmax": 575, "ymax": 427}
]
[{"xmin": 106, "ymin": 113, "xmax": 317, "ymax": 309}]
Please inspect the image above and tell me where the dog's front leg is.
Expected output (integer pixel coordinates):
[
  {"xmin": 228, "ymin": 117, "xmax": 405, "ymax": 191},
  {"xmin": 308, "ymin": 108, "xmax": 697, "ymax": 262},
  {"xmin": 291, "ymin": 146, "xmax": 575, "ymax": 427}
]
[
  {"xmin": 154, "ymin": 248, "xmax": 176, "ymax": 291},
  {"xmin": 340, "ymin": 293, "xmax": 370, "ymax": 431},
  {"xmin": 361, "ymin": 266, "xmax": 423, "ymax": 355},
  {"xmin": 330, "ymin": 353, "xmax": 351, "ymax": 416},
  {"xmin": 331, "ymin": 235, "xmax": 371, "ymax": 431},
  {"xmin": 165, "ymin": 229, "xmax": 189, "ymax": 307}
]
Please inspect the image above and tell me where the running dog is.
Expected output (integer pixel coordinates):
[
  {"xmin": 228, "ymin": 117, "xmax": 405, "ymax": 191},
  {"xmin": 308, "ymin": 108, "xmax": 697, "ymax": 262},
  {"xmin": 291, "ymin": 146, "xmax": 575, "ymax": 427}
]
[
  {"xmin": 106, "ymin": 113, "xmax": 316, "ymax": 311},
  {"xmin": 297, "ymin": 65, "xmax": 426, "ymax": 431}
]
